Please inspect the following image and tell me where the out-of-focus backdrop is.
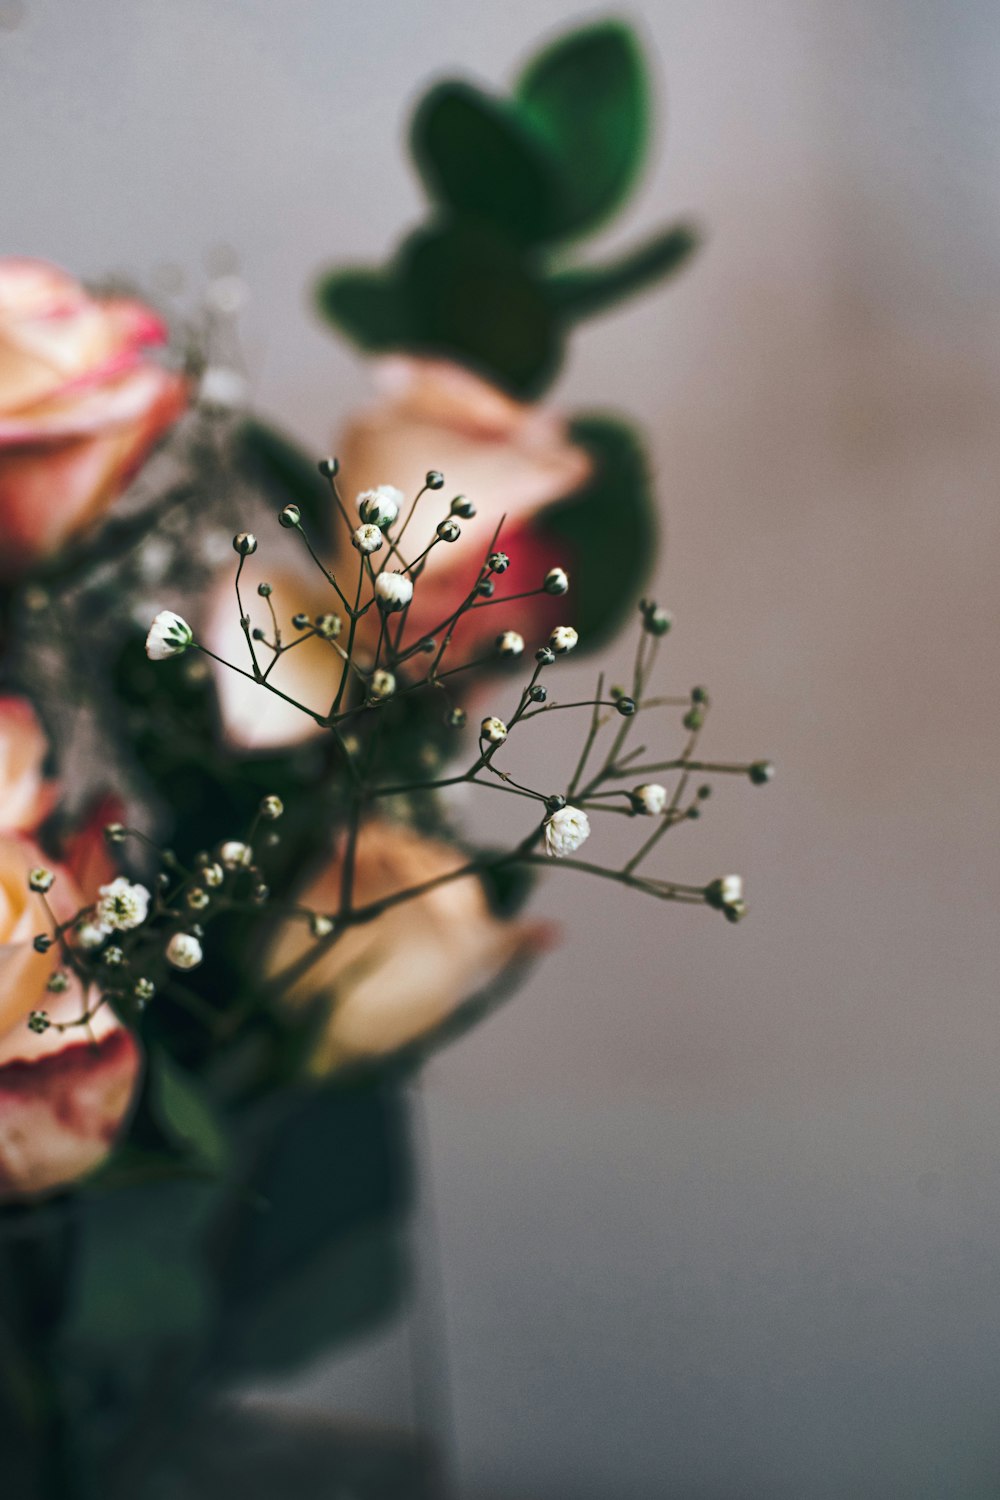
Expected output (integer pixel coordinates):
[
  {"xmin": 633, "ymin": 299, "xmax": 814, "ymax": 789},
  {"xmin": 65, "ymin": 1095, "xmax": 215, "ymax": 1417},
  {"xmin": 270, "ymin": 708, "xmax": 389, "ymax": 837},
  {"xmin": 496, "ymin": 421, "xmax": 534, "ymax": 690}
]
[{"xmin": 4, "ymin": 2, "xmax": 1000, "ymax": 1495}]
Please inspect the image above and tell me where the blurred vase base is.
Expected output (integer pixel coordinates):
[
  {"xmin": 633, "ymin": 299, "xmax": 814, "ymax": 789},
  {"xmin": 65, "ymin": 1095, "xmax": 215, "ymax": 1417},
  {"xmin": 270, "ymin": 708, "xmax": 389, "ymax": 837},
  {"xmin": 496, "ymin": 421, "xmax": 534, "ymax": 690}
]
[{"xmin": 135, "ymin": 1401, "xmax": 444, "ymax": 1500}]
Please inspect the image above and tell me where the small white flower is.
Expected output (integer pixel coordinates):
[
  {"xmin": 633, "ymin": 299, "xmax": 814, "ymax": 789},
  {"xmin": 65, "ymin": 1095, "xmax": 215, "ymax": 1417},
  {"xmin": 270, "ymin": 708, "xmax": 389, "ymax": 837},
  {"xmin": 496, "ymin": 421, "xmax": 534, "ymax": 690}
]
[
  {"xmin": 496, "ymin": 630, "xmax": 525, "ymax": 658},
  {"xmin": 549, "ymin": 625, "xmax": 579, "ymax": 654},
  {"xmin": 199, "ymin": 365, "xmax": 248, "ymax": 410},
  {"xmin": 544, "ymin": 805, "xmax": 591, "ymax": 858},
  {"xmin": 352, "ymin": 523, "xmax": 384, "ymax": 555},
  {"xmin": 166, "ymin": 932, "xmax": 203, "ymax": 970},
  {"xmin": 96, "ymin": 877, "xmax": 151, "ymax": 933},
  {"xmin": 358, "ymin": 485, "xmax": 403, "ymax": 529},
  {"xmin": 544, "ymin": 567, "xmax": 569, "ymax": 596},
  {"xmin": 75, "ymin": 920, "xmax": 107, "ymax": 951},
  {"xmin": 631, "ymin": 783, "xmax": 668, "ymax": 816},
  {"xmin": 28, "ymin": 866, "xmax": 54, "ymax": 893},
  {"xmin": 480, "ymin": 715, "xmax": 508, "ymax": 745},
  {"xmin": 315, "ymin": 613, "xmax": 342, "ymax": 639},
  {"xmin": 219, "ymin": 840, "xmax": 251, "ymax": 870},
  {"xmin": 375, "ymin": 572, "xmax": 414, "ymax": 612},
  {"xmin": 719, "ymin": 874, "xmax": 743, "ymax": 905},
  {"xmin": 370, "ymin": 669, "xmax": 396, "ymax": 700},
  {"xmin": 146, "ymin": 610, "xmax": 193, "ymax": 661}
]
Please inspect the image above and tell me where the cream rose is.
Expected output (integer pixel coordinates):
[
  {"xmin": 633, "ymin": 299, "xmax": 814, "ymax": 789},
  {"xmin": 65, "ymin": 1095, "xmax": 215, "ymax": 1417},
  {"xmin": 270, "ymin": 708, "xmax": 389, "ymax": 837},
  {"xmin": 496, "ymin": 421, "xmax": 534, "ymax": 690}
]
[
  {"xmin": 267, "ymin": 820, "xmax": 551, "ymax": 1070},
  {"xmin": 0, "ymin": 258, "xmax": 188, "ymax": 577},
  {"xmin": 0, "ymin": 833, "xmax": 141, "ymax": 1200}
]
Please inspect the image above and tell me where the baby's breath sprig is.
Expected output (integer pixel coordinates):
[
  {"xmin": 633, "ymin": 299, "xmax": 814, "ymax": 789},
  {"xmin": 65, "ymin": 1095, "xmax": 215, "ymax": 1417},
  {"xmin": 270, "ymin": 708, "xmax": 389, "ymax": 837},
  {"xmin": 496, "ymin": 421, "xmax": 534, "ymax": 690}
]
[{"xmin": 141, "ymin": 462, "xmax": 771, "ymax": 1004}]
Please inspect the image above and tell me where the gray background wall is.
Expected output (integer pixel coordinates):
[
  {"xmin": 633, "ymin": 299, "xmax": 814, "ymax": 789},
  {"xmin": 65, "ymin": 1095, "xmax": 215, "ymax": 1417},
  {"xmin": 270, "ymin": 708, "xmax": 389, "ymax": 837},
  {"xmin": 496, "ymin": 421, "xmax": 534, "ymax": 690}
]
[{"xmin": 4, "ymin": 3, "xmax": 1000, "ymax": 1496}]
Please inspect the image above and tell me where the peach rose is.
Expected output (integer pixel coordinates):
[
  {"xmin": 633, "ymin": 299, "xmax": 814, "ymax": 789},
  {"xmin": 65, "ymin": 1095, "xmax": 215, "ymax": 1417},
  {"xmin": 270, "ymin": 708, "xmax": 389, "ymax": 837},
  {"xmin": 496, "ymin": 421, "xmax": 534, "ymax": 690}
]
[
  {"xmin": 335, "ymin": 357, "xmax": 590, "ymax": 651},
  {"xmin": 268, "ymin": 819, "xmax": 552, "ymax": 1069},
  {"xmin": 0, "ymin": 695, "xmax": 55, "ymax": 833},
  {"xmin": 0, "ymin": 258, "xmax": 188, "ymax": 577},
  {"xmin": 0, "ymin": 833, "xmax": 141, "ymax": 1200}
]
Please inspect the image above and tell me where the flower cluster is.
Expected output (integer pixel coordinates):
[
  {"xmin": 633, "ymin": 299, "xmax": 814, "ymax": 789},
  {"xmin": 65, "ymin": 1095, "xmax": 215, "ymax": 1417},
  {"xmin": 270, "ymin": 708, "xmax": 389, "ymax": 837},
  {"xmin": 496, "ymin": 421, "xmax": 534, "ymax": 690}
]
[{"xmin": 139, "ymin": 460, "xmax": 772, "ymax": 1041}]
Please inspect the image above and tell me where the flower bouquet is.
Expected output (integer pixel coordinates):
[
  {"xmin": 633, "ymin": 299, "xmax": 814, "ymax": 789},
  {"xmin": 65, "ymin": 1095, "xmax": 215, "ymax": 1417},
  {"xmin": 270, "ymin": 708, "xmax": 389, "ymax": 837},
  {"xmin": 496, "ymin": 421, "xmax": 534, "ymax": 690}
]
[{"xmin": 0, "ymin": 19, "xmax": 770, "ymax": 1498}]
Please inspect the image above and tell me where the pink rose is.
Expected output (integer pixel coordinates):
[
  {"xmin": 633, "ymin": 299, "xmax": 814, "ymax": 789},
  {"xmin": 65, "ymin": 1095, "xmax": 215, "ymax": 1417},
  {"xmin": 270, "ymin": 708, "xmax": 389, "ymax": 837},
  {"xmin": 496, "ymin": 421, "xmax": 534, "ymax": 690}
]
[
  {"xmin": 0, "ymin": 833, "xmax": 141, "ymax": 1200},
  {"xmin": 0, "ymin": 695, "xmax": 56, "ymax": 832},
  {"xmin": 335, "ymin": 357, "xmax": 590, "ymax": 652},
  {"xmin": 268, "ymin": 819, "xmax": 552, "ymax": 1069},
  {"xmin": 0, "ymin": 258, "xmax": 188, "ymax": 577}
]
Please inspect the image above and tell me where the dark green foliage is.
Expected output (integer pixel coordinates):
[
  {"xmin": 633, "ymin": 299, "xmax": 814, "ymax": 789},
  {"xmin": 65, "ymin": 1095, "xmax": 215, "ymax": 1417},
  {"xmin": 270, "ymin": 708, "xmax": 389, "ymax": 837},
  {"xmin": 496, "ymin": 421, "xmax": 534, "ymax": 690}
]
[
  {"xmin": 539, "ymin": 416, "xmax": 657, "ymax": 647},
  {"xmin": 516, "ymin": 19, "xmax": 649, "ymax": 240},
  {"xmin": 549, "ymin": 223, "xmax": 700, "ymax": 322},
  {"xmin": 412, "ymin": 82, "xmax": 559, "ymax": 245},
  {"xmin": 315, "ymin": 17, "xmax": 697, "ymax": 397}
]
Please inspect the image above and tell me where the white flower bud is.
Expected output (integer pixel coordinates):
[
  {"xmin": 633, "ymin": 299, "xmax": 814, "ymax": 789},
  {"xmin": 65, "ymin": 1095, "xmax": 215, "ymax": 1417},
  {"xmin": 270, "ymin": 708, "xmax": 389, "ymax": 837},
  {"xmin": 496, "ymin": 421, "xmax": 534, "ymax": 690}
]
[
  {"xmin": 357, "ymin": 485, "xmax": 403, "ymax": 529},
  {"xmin": 352, "ymin": 523, "xmax": 384, "ymax": 555},
  {"xmin": 706, "ymin": 874, "xmax": 745, "ymax": 912},
  {"xmin": 374, "ymin": 572, "xmax": 414, "ymax": 612},
  {"xmin": 219, "ymin": 840, "xmax": 251, "ymax": 870},
  {"xmin": 28, "ymin": 867, "xmax": 54, "ymax": 893},
  {"xmin": 544, "ymin": 567, "xmax": 569, "ymax": 595},
  {"xmin": 549, "ymin": 625, "xmax": 579, "ymax": 654},
  {"xmin": 96, "ymin": 877, "xmax": 151, "ymax": 933},
  {"xmin": 166, "ymin": 932, "xmax": 203, "ymax": 970},
  {"xmin": 315, "ymin": 613, "xmax": 342, "ymax": 639},
  {"xmin": 496, "ymin": 630, "xmax": 525, "ymax": 658},
  {"xmin": 480, "ymin": 715, "xmax": 508, "ymax": 745},
  {"xmin": 630, "ymin": 783, "xmax": 668, "ymax": 816},
  {"xmin": 75, "ymin": 920, "xmax": 107, "ymax": 950},
  {"xmin": 146, "ymin": 610, "xmax": 194, "ymax": 660},
  {"xmin": 370, "ymin": 669, "xmax": 396, "ymax": 700},
  {"xmin": 544, "ymin": 805, "xmax": 591, "ymax": 858}
]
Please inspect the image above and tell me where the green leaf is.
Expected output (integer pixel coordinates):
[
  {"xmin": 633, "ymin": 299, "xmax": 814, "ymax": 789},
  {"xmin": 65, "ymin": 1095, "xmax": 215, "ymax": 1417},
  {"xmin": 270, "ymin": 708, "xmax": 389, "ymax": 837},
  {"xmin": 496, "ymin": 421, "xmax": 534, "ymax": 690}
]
[
  {"xmin": 217, "ymin": 1218, "xmax": 407, "ymax": 1376},
  {"xmin": 150, "ymin": 1052, "xmax": 229, "ymax": 1174},
  {"xmin": 538, "ymin": 415, "xmax": 655, "ymax": 646},
  {"xmin": 64, "ymin": 1180, "xmax": 218, "ymax": 1352},
  {"xmin": 314, "ymin": 266, "xmax": 411, "ymax": 352},
  {"xmin": 411, "ymin": 81, "xmax": 557, "ymax": 245},
  {"xmin": 549, "ymin": 223, "xmax": 699, "ymax": 322},
  {"xmin": 400, "ymin": 220, "xmax": 563, "ymax": 398},
  {"xmin": 516, "ymin": 20, "xmax": 650, "ymax": 240},
  {"xmin": 236, "ymin": 417, "xmax": 334, "ymax": 539}
]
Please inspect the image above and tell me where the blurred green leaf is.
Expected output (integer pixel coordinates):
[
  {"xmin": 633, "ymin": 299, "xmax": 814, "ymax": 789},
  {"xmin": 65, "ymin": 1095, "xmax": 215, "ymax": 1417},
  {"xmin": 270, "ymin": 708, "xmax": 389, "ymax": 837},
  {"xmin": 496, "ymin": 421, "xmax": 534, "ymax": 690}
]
[
  {"xmin": 236, "ymin": 418, "xmax": 333, "ymax": 540},
  {"xmin": 314, "ymin": 266, "xmax": 412, "ymax": 352},
  {"xmin": 211, "ymin": 1078, "xmax": 411, "ymax": 1376},
  {"xmin": 516, "ymin": 19, "xmax": 650, "ymax": 240},
  {"xmin": 217, "ymin": 1218, "xmax": 406, "ymax": 1376},
  {"xmin": 401, "ymin": 220, "xmax": 563, "ymax": 397},
  {"xmin": 411, "ymin": 81, "xmax": 557, "ymax": 245},
  {"xmin": 549, "ymin": 223, "xmax": 699, "ymax": 322},
  {"xmin": 64, "ymin": 1181, "xmax": 218, "ymax": 1352},
  {"xmin": 538, "ymin": 415, "xmax": 655, "ymax": 646},
  {"xmin": 151, "ymin": 1052, "xmax": 229, "ymax": 1173}
]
